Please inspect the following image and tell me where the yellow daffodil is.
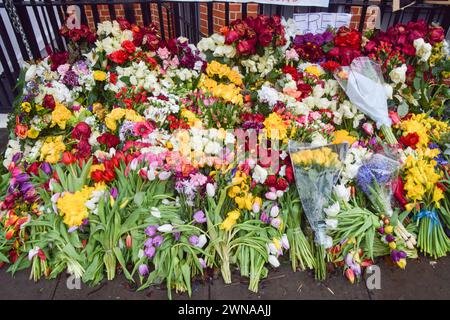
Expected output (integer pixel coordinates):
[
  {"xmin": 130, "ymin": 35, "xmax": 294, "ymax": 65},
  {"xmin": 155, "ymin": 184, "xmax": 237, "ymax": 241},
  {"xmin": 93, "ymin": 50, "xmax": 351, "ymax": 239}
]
[
  {"xmin": 51, "ymin": 103, "xmax": 72, "ymax": 130},
  {"xmin": 263, "ymin": 113, "xmax": 288, "ymax": 140},
  {"xmin": 332, "ymin": 130, "xmax": 356, "ymax": 145}
]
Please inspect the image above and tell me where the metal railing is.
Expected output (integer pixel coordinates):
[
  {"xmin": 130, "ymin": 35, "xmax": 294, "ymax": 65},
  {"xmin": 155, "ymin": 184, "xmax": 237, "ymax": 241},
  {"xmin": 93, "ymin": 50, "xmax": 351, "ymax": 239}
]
[{"xmin": 0, "ymin": 0, "xmax": 449, "ymax": 112}]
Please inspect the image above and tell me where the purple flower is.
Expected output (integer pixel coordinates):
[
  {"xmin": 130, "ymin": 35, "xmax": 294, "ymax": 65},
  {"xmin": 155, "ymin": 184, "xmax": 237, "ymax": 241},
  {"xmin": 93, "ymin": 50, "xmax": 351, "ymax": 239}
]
[
  {"xmin": 260, "ymin": 212, "xmax": 269, "ymax": 224},
  {"xmin": 16, "ymin": 173, "xmax": 29, "ymax": 184},
  {"xmin": 145, "ymin": 225, "xmax": 158, "ymax": 237},
  {"xmin": 193, "ymin": 210, "xmax": 207, "ymax": 223},
  {"xmin": 386, "ymin": 234, "xmax": 395, "ymax": 243},
  {"xmin": 41, "ymin": 162, "xmax": 52, "ymax": 175},
  {"xmin": 173, "ymin": 232, "xmax": 181, "ymax": 241},
  {"xmin": 138, "ymin": 264, "xmax": 149, "ymax": 276},
  {"xmin": 68, "ymin": 226, "xmax": 78, "ymax": 233},
  {"xmin": 144, "ymin": 246, "xmax": 156, "ymax": 259},
  {"xmin": 12, "ymin": 153, "xmax": 22, "ymax": 163},
  {"xmin": 189, "ymin": 235, "xmax": 199, "ymax": 246},
  {"xmin": 62, "ymin": 70, "xmax": 79, "ymax": 87},
  {"xmin": 153, "ymin": 235, "xmax": 164, "ymax": 247},
  {"xmin": 199, "ymin": 258, "xmax": 207, "ymax": 269},
  {"xmin": 110, "ymin": 187, "xmax": 118, "ymax": 199},
  {"xmin": 144, "ymin": 238, "xmax": 154, "ymax": 248}
]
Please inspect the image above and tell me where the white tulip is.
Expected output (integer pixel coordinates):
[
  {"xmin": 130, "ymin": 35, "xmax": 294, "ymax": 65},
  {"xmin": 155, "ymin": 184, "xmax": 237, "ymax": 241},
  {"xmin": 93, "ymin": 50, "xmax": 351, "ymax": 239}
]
[
  {"xmin": 334, "ymin": 184, "xmax": 351, "ymax": 203},
  {"xmin": 268, "ymin": 255, "xmax": 280, "ymax": 268},
  {"xmin": 270, "ymin": 205, "xmax": 279, "ymax": 217},
  {"xmin": 206, "ymin": 183, "xmax": 216, "ymax": 197},
  {"xmin": 157, "ymin": 224, "xmax": 173, "ymax": 233},
  {"xmin": 324, "ymin": 202, "xmax": 340, "ymax": 217},
  {"xmin": 196, "ymin": 235, "xmax": 207, "ymax": 249},
  {"xmin": 151, "ymin": 207, "xmax": 161, "ymax": 218}
]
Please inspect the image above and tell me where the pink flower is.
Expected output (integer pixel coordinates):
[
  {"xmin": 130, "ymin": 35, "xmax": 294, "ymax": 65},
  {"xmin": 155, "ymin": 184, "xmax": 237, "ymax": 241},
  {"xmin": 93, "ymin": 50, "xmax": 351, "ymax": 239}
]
[
  {"xmin": 157, "ymin": 47, "xmax": 170, "ymax": 60},
  {"xmin": 362, "ymin": 122, "xmax": 374, "ymax": 136},
  {"xmin": 134, "ymin": 121, "xmax": 153, "ymax": 137}
]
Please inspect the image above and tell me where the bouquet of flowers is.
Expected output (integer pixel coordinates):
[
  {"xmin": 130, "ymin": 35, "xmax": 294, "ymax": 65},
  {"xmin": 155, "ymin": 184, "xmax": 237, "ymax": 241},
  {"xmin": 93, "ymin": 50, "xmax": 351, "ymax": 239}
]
[{"xmin": 288, "ymin": 141, "xmax": 348, "ymax": 279}]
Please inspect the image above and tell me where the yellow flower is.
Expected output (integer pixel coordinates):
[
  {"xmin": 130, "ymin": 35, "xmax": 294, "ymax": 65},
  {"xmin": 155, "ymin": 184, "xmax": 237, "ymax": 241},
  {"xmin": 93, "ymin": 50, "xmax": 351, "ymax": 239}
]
[
  {"xmin": 93, "ymin": 102, "xmax": 106, "ymax": 120},
  {"xmin": 432, "ymin": 187, "xmax": 444, "ymax": 208},
  {"xmin": 263, "ymin": 113, "xmax": 288, "ymax": 140},
  {"xmin": 27, "ymin": 127, "xmax": 39, "ymax": 139},
  {"xmin": 220, "ymin": 217, "xmax": 235, "ymax": 231},
  {"xmin": 57, "ymin": 186, "xmax": 94, "ymax": 227},
  {"xmin": 304, "ymin": 65, "xmax": 324, "ymax": 77},
  {"xmin": 228, "ymin": 185, "xmax": 241, "ymax": 198},
  {"xmin": 181, "ymin": 108, "xmax": 203, "ymax": 128},
  {"xmin": 40, "ymin": 136, "xmax": 66, "ymax": 164},
  {"xmin": 93, "ymin": 70, "xmax": 107, "ymax": 81},
  {"xmin": 291, "ymin": 147, "xmax": 340, "ymax": 167},
  {"xmin": 51, "ymin": 103, "xmax": 72, "ymax": 129},
  {"xmin": 332, "ymin": 130, "xmax": 356, "ymax": 145},
  {"xmin": 35, "ymin": 104, "xmax": 44, "ymax": 112},
  {"xmin": 21, "ymin": 102, "xmax": 32, "ymax": 113}
]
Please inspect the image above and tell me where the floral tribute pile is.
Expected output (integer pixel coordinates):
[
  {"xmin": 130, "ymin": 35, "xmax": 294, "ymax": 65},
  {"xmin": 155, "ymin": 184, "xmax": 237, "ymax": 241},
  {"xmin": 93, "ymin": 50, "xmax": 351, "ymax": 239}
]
[{"xmin": 1, "ymin": 16, "xmax": 449, "ymax": 298}]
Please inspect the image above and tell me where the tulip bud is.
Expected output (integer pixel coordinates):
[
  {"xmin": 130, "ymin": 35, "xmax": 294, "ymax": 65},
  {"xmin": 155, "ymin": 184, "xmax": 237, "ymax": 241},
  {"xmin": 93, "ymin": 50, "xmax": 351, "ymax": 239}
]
[
  {"xmin": 345, "ymin": 268, "xmax": 355, "ymax": 284},
  {"xmin": 396, "ymin": 258, "xmax": 406, "ymax": 269},
  {"xmin": 126, "ymin": 234, "xmax": 132, "ymax": 248},
  {"xmin": 385, "ymin": 226, "xmax": 394, "ymax": 234}
]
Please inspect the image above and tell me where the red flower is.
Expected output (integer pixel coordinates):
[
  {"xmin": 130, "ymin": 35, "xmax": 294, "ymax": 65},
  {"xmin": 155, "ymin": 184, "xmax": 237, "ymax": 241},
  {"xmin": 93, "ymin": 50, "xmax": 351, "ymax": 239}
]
[
  {"xmin": 26, "ymin": 162, "xmax": 40, "ymax": 176},
  {"xmin": 392, "ymin": 176, "xmax": 407, "ymax": 209},
  {"xmin": 74, "ymin": 140, "xmax": 91, "ymax": 160},
  {"xmin": 91, "ymin": 169, "xmax": 104, "ymax": 183},
  {"xmin": 265, "ymin": 175, "xmax": 277, "ymax": 188},
  {"xmin": 320, "ymin": 60, "xmax": 341, "ymax": 73},
  {"xmin": 224, "ymin": 30, "xmax": 239, "ymax": 45},
  {"xmin": 276, "ymin": 177, "xmax": 288, "ymax": 191},
  {"xmin": 237, "ymin": 39, "xmax": 257, "ymax": 56},
  {"xmin": 61, "ymin": 151, "xmax": 77, "ymax": 165},
  {"xmin": 71, "ymin": 122, "xmax": 91, "ymax": 140},
  {"xmin": 428, "ymin": 27, "xmax": 444, "ymax": 45},
  {"xmin": 14, "ymin": 124, "xmax": 28, "ymax": 140},
  {"xmin": 258, "ymin": 29, "xmax": 273, "ymax": 47},
  {"xmin": 49, "ymin": 51, "xmax": 69, "ymax": 71},
  {"xmin": 97, "ymin": 133, "xmax": 120, "ymax": 149},
  {"xmin": 109, "ymin": 72, "xmax": 118, "ymax": 85},
  {"xmin": 285, "ymin": 165, "xmax": 294, "ymax": 184},
  {"xmin": 399, "ymin": 132, "xmax": 420, "ymax": 149},
  {"xmin": 43, "ymin": 94, "xmax": 56, "ymax": 110},
  {"xmin": 121, "ymin": 40, "xmax": 136, "ymax": 53},
  {"xmin": 389, "ymin": 111, "xmax": 401, "ymax": 125},
  {"xmin": 108, "ymin": 50, "xmax": 129, "ymax": 64}
]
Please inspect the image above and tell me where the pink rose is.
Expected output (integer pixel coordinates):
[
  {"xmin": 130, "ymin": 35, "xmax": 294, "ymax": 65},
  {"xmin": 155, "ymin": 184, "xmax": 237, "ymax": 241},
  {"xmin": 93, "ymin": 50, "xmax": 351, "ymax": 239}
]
[
  {"xmin": 428, "ymin": 27, "xmax": 444, "ymax": 44},
  {"xmin": 224, "ymin": 30, "xmax": 239, "ymax": 45}
]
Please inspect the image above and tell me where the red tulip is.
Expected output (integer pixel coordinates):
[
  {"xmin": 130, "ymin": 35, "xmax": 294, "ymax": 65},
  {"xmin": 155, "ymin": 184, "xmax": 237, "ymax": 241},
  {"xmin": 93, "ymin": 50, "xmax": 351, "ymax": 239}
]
[
  {"xmin": 61, "ymin": 151, "xmax": 77, "ymax": 165},
  {"xmin": 345, "ymin": 268, "xmax": 355, "ymax": 284}
]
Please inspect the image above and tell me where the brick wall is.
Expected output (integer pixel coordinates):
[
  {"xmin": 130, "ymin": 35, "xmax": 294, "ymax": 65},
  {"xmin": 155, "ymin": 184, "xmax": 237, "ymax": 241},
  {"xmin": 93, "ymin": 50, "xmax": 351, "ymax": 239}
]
[{"xmin": 82, "ymin": 3, "xmax": 374, "ymax": 40}]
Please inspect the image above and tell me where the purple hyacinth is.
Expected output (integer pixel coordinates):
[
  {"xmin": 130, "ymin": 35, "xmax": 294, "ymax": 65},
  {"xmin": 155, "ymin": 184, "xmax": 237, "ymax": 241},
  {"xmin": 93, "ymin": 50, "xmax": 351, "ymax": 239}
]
[{"xmin": 357, "ymin": 157, "xmax": 394, "ymax": 194}]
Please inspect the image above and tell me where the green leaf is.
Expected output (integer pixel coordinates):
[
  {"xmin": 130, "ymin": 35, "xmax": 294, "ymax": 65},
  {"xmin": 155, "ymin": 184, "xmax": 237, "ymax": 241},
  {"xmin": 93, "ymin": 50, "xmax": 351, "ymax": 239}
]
[{"xmin": 134, "ymin": 192, "xmax": 145, "ymax": 207}]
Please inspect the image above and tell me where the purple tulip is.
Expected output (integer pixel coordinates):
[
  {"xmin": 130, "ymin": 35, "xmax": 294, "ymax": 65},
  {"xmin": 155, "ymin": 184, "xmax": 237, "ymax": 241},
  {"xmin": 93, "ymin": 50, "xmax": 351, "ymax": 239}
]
[
  {"xmin": 193, "ymin": 210, "xmax": 207, "ymax": 223},
  {"xmin": 138, "ymin": 264, "xmax": 149, "ymax": 276},
  {"xmin": 153, "ymin": 235, "xmax": 164, "ymax": 247},
  {"xmin": 41, "ymin": 162, "xmax": 52, "ymax": 175},
  {"xmin": 386, "ymin": 234, "xmax": 395, "ymax": 243},
  {"xmin": 390, "ymin": 249, "xmax": 401, "ymax": 262},
  {"xmin": 144, "ymin": 246, "xmax": 156, "ymax": 259},
  {"xmin": 173, "ymin": 232, "xmax": 181, "ymax": 241},
  {"xmin": 12, "ymin": 153, "xmax": 22, "ymax": 163},
  {"xmin": 199, "ymin": 258, "xmax": 207, "ymax": 269},
  {"xmin": 189, "ymin": 235, "xmax": 199, "ymax": 246},
  {"xmin": 110, "ymin": 187, "xmax": 118, "ymax": 199},
  {"xmin": 16, "ymin": 173, "xmax": 29, "ymax": 184},
  {"xmin": 144, "ymin": 238, "xmax": 154, "ymax": 248},
  {"xmin": 145, "ymin": 225, "xmax": 157, "ymax": 237}
]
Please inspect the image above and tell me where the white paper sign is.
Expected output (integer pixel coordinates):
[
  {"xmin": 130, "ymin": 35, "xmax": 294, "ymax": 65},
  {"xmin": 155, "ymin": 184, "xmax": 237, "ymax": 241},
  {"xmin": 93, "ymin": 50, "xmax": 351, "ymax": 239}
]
[
  {"xmin": 294, "ymin": 12, "xmax": 352, "ymax": 34},
  {"xmin": 164, "ymin": 0, "xmax": 330, "ymax": 6}
]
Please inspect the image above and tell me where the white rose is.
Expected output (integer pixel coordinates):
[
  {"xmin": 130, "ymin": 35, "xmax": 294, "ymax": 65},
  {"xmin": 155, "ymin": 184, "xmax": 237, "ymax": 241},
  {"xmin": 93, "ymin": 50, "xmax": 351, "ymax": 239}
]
[
  {"xmin": 389, "ymin": 64, "xmax": 407, "ymax": 84},
  {"xmin": 413, "ymin": 38, "xmax": 432, "ymax": 62}
]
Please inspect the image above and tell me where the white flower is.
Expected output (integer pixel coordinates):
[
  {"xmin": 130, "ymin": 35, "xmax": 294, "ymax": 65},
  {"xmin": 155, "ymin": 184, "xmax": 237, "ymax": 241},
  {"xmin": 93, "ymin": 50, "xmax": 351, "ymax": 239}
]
[
  {"xmin": 151, "ymin": 207, "xmax": 161, "ymax": 218},
  {"xmin": 389, "ymin": 64, "xmax": 407, "ymax": 84},
  {"xmin": 267, "ymin": 243, "xmax": 278, "ymax": 255},
  {"xmin": 196, "ymin": 235, "xmax": 207, "ymax": 248},
  {"xmin": 197, "ymin": 37, "xmax": 216, "ymax": 52},
  {"xmin": 25, "ymin": 65, "xmax": 37, "ymax": 81},
  {"xmin": 129, "ymin": 158, "xmax": 139, "ymax": 171},
  {"xmin": 268, "ymin": 255, "xmax": 280, "ymax": 268},
  {"xmin": 413, "ymin": 38, "xmax": 432, "ymax": 62},
  {"xmin": 213, "ymin": 45, "xmax": 236, "ymax": 58},
  {"xmin": 324, "ymin": 202, "xmax": 340, "ymax": 217},
  {"xmin": 270, "ymin": 205, "xmax": 280, "ymax": 217},
  {"xmin": 325, "ymin": 219, "xmax": 338, "ymax": 229},
  {"xmin": 158, "ymin": 171, "xmax": 171, "ymax": 180},
  {"xmin": 206, "ymin": 183, "xmax": 216, "ymax": 197},
  {"xmin": 28, "ymin": 246, "xmax": 40, "ymax": 261},
  {"xmin": 334, "ymin": 184, "xmax": 351, "ymax": 203},
  {"xmin": 252, "ymin": 165, "xmax": 268, "ymax": 184},
  {"xmin": 157, "ymin": 224, "xmax": 173, "ymax": 233},
  {"xmin": 258, "ymin": 84, "xmax": 279, "ymax": 107},
  {"xmin": 281, "ymin": 234, "xmax": 290, "ymax": 250}
]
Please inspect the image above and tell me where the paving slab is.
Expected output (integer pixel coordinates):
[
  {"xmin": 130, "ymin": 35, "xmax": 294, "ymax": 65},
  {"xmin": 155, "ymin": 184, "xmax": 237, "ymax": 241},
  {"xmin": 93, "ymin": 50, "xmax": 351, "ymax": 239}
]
[
  {"xmin": 209, "ymin": 263, "xmax": 370, "ymax": 300},
  {"xmin": 367, "ymin": 256, "xmax": 450, "ymax": 300},
  {"xmin": 52, "ymin": 272, "xmax": 209, "ymax": 300},
  {"xmin": 0, "ymin": 269, "xmax": 59, "ymax": 300}
]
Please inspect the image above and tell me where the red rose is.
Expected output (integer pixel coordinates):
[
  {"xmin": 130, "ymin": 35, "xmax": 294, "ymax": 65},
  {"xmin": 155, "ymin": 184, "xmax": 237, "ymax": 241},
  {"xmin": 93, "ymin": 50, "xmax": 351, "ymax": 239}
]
[
  {"xmin": 108, "ymin": 50, "xmax": 129, "ymax": 64},
  {"xmin": 43, "ymin": 94, "xmax": 56, "ymax": 110},
  {"xmin": 401, "ymin": 44, "xmax": 416, "ymax": 56},
  {"xmin": 97, "ymin": 133, "xmax": 120, "ymax": 149},
  {"xmin": 121, "ymin": 40, "xmax": 136, "ymax": 53},
  {"xmin": 49, "ymin": 51, "xmax": 69, "ymax": 71},
  {"xmin": 61, "ymin": 151, "xmax": 77, "ymax": 165},
  {"xmin": 71, "ymin": 122, "xmax": 91, "ymax": 140},
  {"xmin": 109, "ymin": 72, "xmax": 118, "ymax": 85},
  {"xmin": 265, "ymin": 174, "xmax": 277, "ymax": 188},
  {"xmin": 285, "ymin": 165, "xmax": 294, "ymax": 184},
  {"xmin": 236, "ymin": 39, "xmax": 257, "ymax": 56},
  {"xmin": 225, "ymin": 30, "xmax": 239, "ymax": 45},
  {"xmin": 399, "ymin": 132, "xmax": 420, "ymax": 149},
  {"xmin": 428, "ymin": 27, "xmax": 444, "ymax": 45},
  {"xmin": 276, "ymin": 177, "xmax": 288, "ymax": 191},
  {"xmin": 74, "ymin": 139, "xmax": 91, "ymax": 160},
  {"xmin": 258, "ymin": 29, "xmax": 273, "ymax": 47},
  {"xmin": 116, "ymin": 17, "xmax": 131, "ymax": 30},
  {"xmin": 320, "ymin": 60, "xmax": 341, "ymax": 73}
]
